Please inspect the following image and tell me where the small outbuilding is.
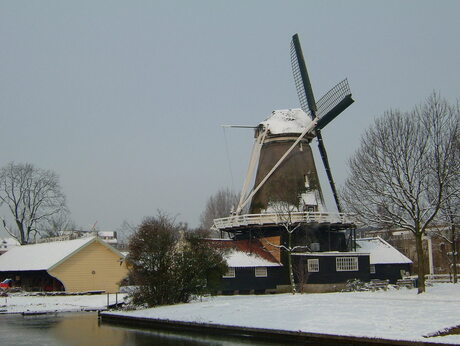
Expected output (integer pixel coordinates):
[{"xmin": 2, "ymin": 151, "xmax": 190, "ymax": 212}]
[
  {"xmin": 208, "ymin": 239, "xmax": 285, "ymax": 294},
  {"xmin": 0, "ymin": 236, "xmax": 128, "ymax": 293},
  {"xmin": 221, "ymin": 249, "xmax": 284, "ymax": 294},
  {"xmin": 356, "ymin": 237, "xmax": 412, "ymax": 283}
]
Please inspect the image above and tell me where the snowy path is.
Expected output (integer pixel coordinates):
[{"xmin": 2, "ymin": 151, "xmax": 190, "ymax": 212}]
[{"xmin": 107, "ymin": 284, "xmax": 460, "ymax": 344}]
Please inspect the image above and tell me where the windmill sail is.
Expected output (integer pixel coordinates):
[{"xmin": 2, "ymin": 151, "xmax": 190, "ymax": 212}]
[
  {"xmin": 291, "ymin": 34, "xmax": 317, "ymax": 118},
  {"xmin": 290, "ymin": 34, "xmax": 354, "ymax": 213},
  {"xmin": 316, "ymin": 79, "xmax": 354, "ymax": 130}
]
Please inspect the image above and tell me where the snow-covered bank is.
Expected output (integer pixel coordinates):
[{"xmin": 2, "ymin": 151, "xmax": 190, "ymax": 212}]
[
  {"xmin": 0, "ymin": 293, "xmax": 127, "ymax": 314},
  {"xmin": 106, "ymin": 284, "xmax": 460, "ymax": 344}
]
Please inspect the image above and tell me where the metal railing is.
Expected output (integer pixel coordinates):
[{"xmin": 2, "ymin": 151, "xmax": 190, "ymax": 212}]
[{"xmin": 213, "ymin": 211, "xmax": 355, "ymax": 231}]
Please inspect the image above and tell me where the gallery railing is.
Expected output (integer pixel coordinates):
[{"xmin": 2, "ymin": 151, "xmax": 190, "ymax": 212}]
[{"xmin": 213, "ymin": 211, "xmax": 355, "ymax": 231}]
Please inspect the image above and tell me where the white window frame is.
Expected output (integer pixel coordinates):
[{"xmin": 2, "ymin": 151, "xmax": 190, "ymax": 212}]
[
  {"xmin": 307, "ymin": 259, "xmax": 319, "ymax": 272},
  {"xmin": 222, "ymin": 267, "xmax": 235, "ymax": 278},
  {"xmin": 336, "ymin": 257, "xmax": 359, "ymax": 272},
  {"xmin": 255, "ymin": 267, "xmax": 267, "ymax": 278},
  {"xmin": 370, "ymin": 264, "xmax": 376, "ymax": 274}
]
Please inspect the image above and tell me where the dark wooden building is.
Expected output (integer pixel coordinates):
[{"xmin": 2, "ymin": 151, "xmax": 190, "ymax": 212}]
[
  {"xmin": 208, "ymin": 239, "xmax": 288, "ymax": 294},
  {"xmin": 292, "ymin": 252, "xmax": 371, "ymax": 288}
]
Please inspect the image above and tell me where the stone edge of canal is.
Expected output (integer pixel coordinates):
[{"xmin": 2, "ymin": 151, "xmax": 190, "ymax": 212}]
[{"xmin": 99, "ymin": 312, "xmax": 446, "ymax": 346}]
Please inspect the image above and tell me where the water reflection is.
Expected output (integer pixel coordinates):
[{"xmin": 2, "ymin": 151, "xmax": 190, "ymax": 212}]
[
  {"xmin": 0, "ymin": 313, "xmax": 289, "ymax": 345},
  {"xmin": 52, "ymin": 313, "xmax": 127, "ymax": 345}
]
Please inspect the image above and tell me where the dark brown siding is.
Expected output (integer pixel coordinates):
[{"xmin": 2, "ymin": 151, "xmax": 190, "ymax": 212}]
[
  {"xmin": 219, "ymin": 267, "xmax": 287, "ymax": 292},
  {"xmin": 250, "ymin": 136, "xmax": 322, "ymax": 213}
]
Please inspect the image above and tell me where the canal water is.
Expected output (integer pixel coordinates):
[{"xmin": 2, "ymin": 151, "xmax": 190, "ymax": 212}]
[{"xmin": 0, "ymin": 312, "xmax": 292, "ymax": 345}]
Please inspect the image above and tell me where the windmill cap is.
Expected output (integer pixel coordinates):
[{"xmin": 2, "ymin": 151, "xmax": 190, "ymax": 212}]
[{"xmin": 260, "ymin": 108, "xmax": 313, "ymax": 135}]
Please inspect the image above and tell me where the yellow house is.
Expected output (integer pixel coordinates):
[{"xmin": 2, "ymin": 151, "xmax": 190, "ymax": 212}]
[{"xmin": 0, "ymin": 236, "xmax": 128, "ymax": 293}]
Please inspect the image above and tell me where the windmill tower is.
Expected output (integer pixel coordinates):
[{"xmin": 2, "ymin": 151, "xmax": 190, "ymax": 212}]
[
  {"xmin": 248, "ymin": 108, "xmax": 325, "ymax": 214},
  {"xmin": 234, "ymin": 34, "xmax": 354, "ymax": 217}
]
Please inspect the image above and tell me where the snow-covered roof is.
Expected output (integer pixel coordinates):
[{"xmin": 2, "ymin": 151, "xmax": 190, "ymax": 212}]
[
  {"xmin": 261, "ymin": 109, "xmax": 312, "ymax": 135},
  {"xmin": 225, "ymin": 250, "xmax": 281, "ymax": 268},
  {"xmin": 356, "ymin": 237, "xmax": 412, "ymax": 265},
  {"xmin": 0, "ymin": 237, "xmax": 98, "ymax": 271}
]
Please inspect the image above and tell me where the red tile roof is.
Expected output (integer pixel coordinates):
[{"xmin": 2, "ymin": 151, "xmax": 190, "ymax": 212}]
[{"xmin": 206, "ymin": 238, "xmax": 279, "ymax": 264}]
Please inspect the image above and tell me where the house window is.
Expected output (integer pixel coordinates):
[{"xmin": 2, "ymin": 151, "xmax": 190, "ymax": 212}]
[
  {"xmin": 222, "ymin": 267, "xmax": 235, "ymax": 278},
  {"xmin": 370, "ymin": 264, "xmax": 376, "ymax": 274},
  {"xmin": 307, "ymin": 259, "xmax": 319, "ymax": 272},
  {"xmin": 255, "ymin": 267, "xmax": 267, "ymax": 277},
  {"xmin": 336, "ymin": 257, "xmax": 359, "ymax": 271}
]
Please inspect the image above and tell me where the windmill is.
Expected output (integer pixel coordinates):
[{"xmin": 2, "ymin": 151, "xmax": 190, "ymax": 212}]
[
  {"xmin": 233, "ymin": 33, "xmax": 354, "ymax": 217},
  {"xmin": 211, "ymin": 35, "xmax": 359, "ymax": 290}
]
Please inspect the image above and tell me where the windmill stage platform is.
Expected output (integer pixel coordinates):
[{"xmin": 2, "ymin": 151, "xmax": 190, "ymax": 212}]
[{"xmin": 213, "ymin": 211, "xmax": 356, "ymax": 234}]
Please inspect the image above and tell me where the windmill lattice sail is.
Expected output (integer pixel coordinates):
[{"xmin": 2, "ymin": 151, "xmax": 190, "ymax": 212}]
[
  {"xmin": 290, "ymin": 35, "xmax": 317, "ymax": 117},
  {"xmin": 291, "ymin": 36, "xmax": 353, "ymax": 127},
  {"xmin": 316, "ymin": 79, "xmax": 352, "ymax": 124},
  {"xmin": 290, "ymin": 34, "xmax": 354, "ymax": 213}
]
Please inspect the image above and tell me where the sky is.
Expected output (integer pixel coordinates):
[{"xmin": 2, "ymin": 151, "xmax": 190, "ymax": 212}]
[{"xmin": 1, "ymin": 1, "xmax": 459, "ymax": 233}]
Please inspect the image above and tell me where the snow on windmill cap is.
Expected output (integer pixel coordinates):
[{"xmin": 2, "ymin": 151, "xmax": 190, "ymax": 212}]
[{"xmin": 260, "ymin": 108, "xmax": 313, "ymax": 135}]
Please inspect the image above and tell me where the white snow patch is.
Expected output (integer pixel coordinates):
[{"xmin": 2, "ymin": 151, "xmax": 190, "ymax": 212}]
[
  {"xmin": 106, "ymin": 283, "xmax": 460, "ymax": 344},
  {"xmin": 1, "ymin": 293, "xmax": 127, "ymax": 313},
  {"xmin": 0, "ymin": 237, "xmax": 20, "ymax": 247},
  {"xmin": 356, "ymin": 237, "xmax": 412, "ymax": 264},
  {"xmin": 0, "ymin": 237, "xmax": 20, "ymax": 254},
  {"xmin": 261, "ymin": 109, "xmax": 312, "ymax": 135},
  {"xmin": 262, "ymin": 201, "xmax": 299, "ymax": 213},
  {"xmin": 225, "ymin": 250, "xmax": 280, "ymax": 268},
  {"xmin": 300, "ymin": 190, "xmax": 326, "ymax": 211}
]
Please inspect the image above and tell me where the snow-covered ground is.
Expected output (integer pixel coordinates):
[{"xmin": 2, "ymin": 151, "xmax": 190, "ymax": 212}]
[
  {"xmin": 108, "ymin": 284, "xmax": 460, "ymax": 344},
  {"xmin": 0, "ymin": 293, "xmax": 127, "ymax": 314}
]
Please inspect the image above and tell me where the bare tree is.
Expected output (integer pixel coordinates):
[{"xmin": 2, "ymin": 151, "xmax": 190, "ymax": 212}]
[
  {"xmin": 40, "ymin": 210, "xmax": 75, "ymax": 239},
  {"xmin": 434, "ymin": 161, "xmax": 460, "ymax": 283},
  {"xmin": 429, "ymin": 223, "xmax": 459, "ymax": 283},
  {"xmin": 258, "ymin": 174, "xmax": 315, "ymax": 294},
  {"xmin": 444, "ymin": 203, "xmax": 459, "ymax": 284},
  {"xmin": 293, "ymin": 257, "xmax": 310, "ymax": 294},
  {"xmin": 342, "ymin": 93, "xmax": 459, "ymax": 293},
  {"xmin": 0, "ymin": 162, "xmax": 67, "ymax": 244},
  {"xmin": 262, "ymin": 199, "xmax": 313, "ymax": 294},
  {"xmin": 200, "ymin": 188, "xmax": 239, "ymax": 230},
  {"xmin": 116, "ymin": 220, "xmax": 138, "ymax": 250},
  {"xmin": 273, "ymin": 202, "xmax": 299, "ymax": 294}
]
